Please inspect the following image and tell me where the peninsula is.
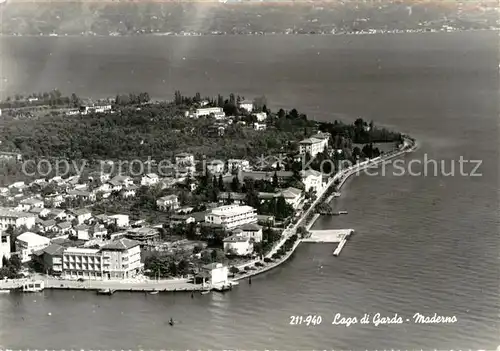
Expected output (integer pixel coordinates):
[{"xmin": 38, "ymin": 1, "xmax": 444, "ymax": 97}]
[{"xmin": 0, "ymin": 90, "xmax": 415, "ymax": 293}]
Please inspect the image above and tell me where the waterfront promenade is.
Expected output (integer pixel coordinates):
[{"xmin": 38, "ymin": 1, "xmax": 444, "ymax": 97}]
[
  {"xmin": 235, "ymin": 137, "xmax": 417, "ymax": 279},
  {"xmin": 0, "ymin": 275, "xmax": 205, "ymax": 292}
]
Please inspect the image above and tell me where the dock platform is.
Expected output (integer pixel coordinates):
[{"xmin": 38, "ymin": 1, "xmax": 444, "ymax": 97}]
[
  {"xmin": 302, "ymin": 229, "xmax": 354, "ymax": 243},
  {"xmin": 302, "ymin": 229, "xmax": 354, "ymax": 256}
]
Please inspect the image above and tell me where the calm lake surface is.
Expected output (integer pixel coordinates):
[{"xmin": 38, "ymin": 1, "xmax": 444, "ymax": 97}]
[{"xmin": 0, "ymin": 31, "xmax": 499, "ymax": 349}]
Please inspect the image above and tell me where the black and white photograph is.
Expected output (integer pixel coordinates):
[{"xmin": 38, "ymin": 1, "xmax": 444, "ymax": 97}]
[{"xmin": 0, "ymin": 0, "xmax": 498, "ymax": 349}]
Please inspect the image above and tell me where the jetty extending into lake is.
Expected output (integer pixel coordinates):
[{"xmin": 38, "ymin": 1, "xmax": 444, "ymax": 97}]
[
  {"xmin": 302, "ymin": 229, "xmax": 354, "ymax": 243},
  {"xmin": 302, "ymin": 229, "xmax": 354, "ymax": 256}
]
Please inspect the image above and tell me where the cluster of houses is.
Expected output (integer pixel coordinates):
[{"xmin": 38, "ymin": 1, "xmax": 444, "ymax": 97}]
[
  {"xmin": 185, "ymin": 100, "xmax": 268, "ymax": 136},
  {"xmin": 0, "ymin": 113, "xmax": 334, "ymax": 279},
  {"xmin": 66, "ymin": 102, "xmax": 113, "ymax": 116}
]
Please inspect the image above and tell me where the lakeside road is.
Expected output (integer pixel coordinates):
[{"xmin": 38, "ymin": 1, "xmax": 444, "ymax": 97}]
[{"xmin": 234, "ymin": 138, "xmax": 417, "ymax": 280}]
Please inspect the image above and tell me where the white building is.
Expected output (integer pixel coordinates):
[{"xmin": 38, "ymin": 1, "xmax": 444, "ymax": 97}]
[
  {"xmin": 108, "ymin": 175, "xmax": 134, "ymax": 192},
  {"xmin": 278, "ymin": 187, "xmax": 304, "ymax": 210},
  {"xmin": 62, "ymin": 247, "xmax": 104, "ymax": 280},
  {"xmin": 8, "ymin": 181, "xmax": 26, "ymax": 191},
  {"xmin": 0, "ymin": 207, "xmax": 36, "ymax": 230},
  {"xmin": 253, "ymin": 112, "xmax": 267, "ymax": 122},
  {"xmin": 68, "ymin": 209, "xmax": 92, "ymax": 224},
  {"xmin": 119, "ymin": 185, "xmax": 137, "ymax": 199},
  {"xmin": 0, "ymin": 232, "xmax": 11, "ymax": 267},
  {"xmin": 300, "ymin": 169, "xmax": 324, "ymax": 193},
  {"xmin": 157, "ymin": 195, "xmax": 179, "ymax": 211},
  {"xmin": 194, "ymin": 107, "xmax": 224, "ymax": 118},
  {"xmin": 201, "ymin": 263, "xmax": 228, "ymax": 285},
  {"xmin": 44, "ymin": 194, "xmax": 64, "ymax": 208},
  {"xmin": 73, "ymin": 225, "xmax": 90, "ymax": 241},
  {"xmin": 299, "ymin": 137, "xmax": 328, "ymax": 157},
  {"xmin": 17, "ymin": 198, "xmax": 44, "ymax": 212},
  {"xmin": 223, "ymin": 235, "xmax": 254, "ymax": 256},
  {"xmin": 175, "ymin": 153, "xmax": 195, "ymax": 166},
  {"xmin": 206, "ymin": 160, "xmax": 225, "ymax": 175},
  {"xmin": 0, "ymin": 152, "xmax": 22, "ymax": 162},
  {"xmin": 108, "ymin": 214, "xmax": 130, "ymax": 228},
  {"xmin": 238, "ymin": 100, "xmax": 253, "ymax": 113},
  {"xmin": 90, "ymin": 224, "xmax": 108, "ymax": 241},
  {"xmin": 89, "ymin": 171, "xmax": 111, "ymax": 184},
  {"xmin": 227, "ymin": 159, "xmax": 250, "ymax": 172},
  {"xmin": 100, "ymin": 238, "xmax": 143, "ymax": 280},
  {"xmin": 233, "ymin": 223, "xmax": 263, "ymax": 242},
  {"xmin": 253, "ymin": 122, "xmax": 266, "ymax": 131},
  {"xmin": 205, "ymin": 205, "xmax": 257, "ymax": 230},
  {"xmin": 82, "ymin": 104, "xmax": 112, "ymax": 115},
  {"xmin": 140, "ymin": 173, "xmax": 160, "ymax": 187},
  {"xmin": 312, "ymin": 132, "xmax": 331, "ymax": 143},
  {"xmin": 16, "ymin": 232, "xmax": 51, "ymax": 263},
  {"xmin": 211, "ymin": 111, "xmax": 226, "ymax": 120}
]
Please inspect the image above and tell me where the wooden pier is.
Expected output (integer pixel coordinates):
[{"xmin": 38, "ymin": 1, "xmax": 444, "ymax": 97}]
[
  {"xmin": 302, "ymin": 229, "xmax": 354, "ymax": 243},
  {"xmin": 302, "ymin": 229, "xmax": 354, "ymax": 256}
]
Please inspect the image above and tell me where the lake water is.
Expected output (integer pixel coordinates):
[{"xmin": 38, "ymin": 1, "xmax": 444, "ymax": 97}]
[{"xmin": 0, "ymin": 31, "xmax": 498, "ymax": 349}]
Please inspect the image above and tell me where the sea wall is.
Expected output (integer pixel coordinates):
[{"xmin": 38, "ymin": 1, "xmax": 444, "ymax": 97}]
[{"xmin": 232, "ymin": 138, "xmax": 417, "ymax": 281}]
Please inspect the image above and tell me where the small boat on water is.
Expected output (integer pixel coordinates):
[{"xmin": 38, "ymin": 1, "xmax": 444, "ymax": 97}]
[
  {"xmin": 200, "ymin": 290, "xmax": 211, "ymax": 295},
  {"xmin": 22, "ymin": 281, "xmax": 44, "ymax": 293},
  {"xmin": 149, "ymin": 290, "xmax": 159, "ymax": 295},
  {"xmin": 96, "ymin": 288, "xmax": 115, "ymax": 295},
  {"xmin": 338, "ymin": 211, "xmax": 348, "ymax": 215},
  {"xmin": 213, "ymin": 284, "xmax": 232, "ymax": 292},
  {"xmin": 0, "ymin": 289, "xmax": 10, "ymax": 294}
]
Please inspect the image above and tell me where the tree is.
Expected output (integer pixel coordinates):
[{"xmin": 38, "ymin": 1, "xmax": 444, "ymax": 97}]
[
  {"xmin": 218, "ymin": 174, "xmax": 224, "ymax": 191},
  {"xmin": 9, "ymin": 255, "xmax": 21, "ymax": 271},
  {"xmin": 272, "ymin": 171, "xmax": 279, "ymax": 188},
  {"xmin": 168, "ymin": 261, "xmax": 178, "ymax": 276},
  {"xmin": 177, "ymin": 259, "xmax": 189, "ymax": 276},
  {"xmin": 193, "ymin": 245, "xmax": 203, "ymax": 254},
  {"xmin": 211, "ymin": 249, "xmax": 218, "ymax": 262},
  {"xmin": 70, "ymin": 93, "xmax": 80, "ymax": 108},
  {"xmin": 278, "ymin": 109, "xmax": 286, "ymax": 119},
  {"xmin": 253, "ymin": 95, "xmax": 267, "ymax": 112},
  {"xmin": 2, "ymin": 256, "xmax": 8, "ymax": 268},
  {"xmin": 226, "ymin": 248, "xmax": 238, "ymax": 257},
  {"xmin": 244, "ymin": 188, "xmax": 260, "ymax": 210},
  {"xmin": 230, "ymin": 176, "xmax": 240, "ymax": 192},
  {"xmin": 217, "ymin": 94, "xmax": 224, "ymax": 107},
  {"xmin": 296, "ymin": 226, "xmax": 308, "ymax": 238},
  {"xmin": 229, "ymin": 266, "xmax": 240, "ymax": 274},
  {"xmin": 174, "ymin": 91, "xmax": 183, "ymax": 105}
]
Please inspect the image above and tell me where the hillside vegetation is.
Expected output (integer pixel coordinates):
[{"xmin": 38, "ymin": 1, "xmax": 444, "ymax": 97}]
[{"xmin": 1, "ymin": 1, "xmax": 498, "ymax": 36}]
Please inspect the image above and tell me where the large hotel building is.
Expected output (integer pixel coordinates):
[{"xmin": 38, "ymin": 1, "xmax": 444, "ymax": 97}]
[
  {"xmin": 61, "ymin": 238, "xmax": 143, "ymax": 280},
  {"xmin": 205, "ymin": 205, "xmax": 257, "ymax": 230}
]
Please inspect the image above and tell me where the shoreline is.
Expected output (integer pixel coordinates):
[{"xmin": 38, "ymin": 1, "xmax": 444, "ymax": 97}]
[
  {"xmin": 0, "ymin": 138, "xmax": 417, "ymax": 293},
  {"xmin": 233, "ymin": 137, "xmax": 417, "ymax": 281},
  {"xmin": 0, "ymin": 29, "xmax": 496, "ymax": 38}
]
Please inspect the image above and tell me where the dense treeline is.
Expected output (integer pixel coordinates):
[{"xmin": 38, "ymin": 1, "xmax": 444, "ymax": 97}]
[
  {"xmin": 0, "ymin": 89, "xmax": 73, "ymax": 109},
  {"xmin": 319, "ymin": 118, "xmax": 401, "ymax": 144},
  {"xmin": 0, "ymin": 91, "xmax": 313, "ymax": 162},
  {"xmin": 0, "ymin": 90, "xmax": 402, "ymax": 185}
]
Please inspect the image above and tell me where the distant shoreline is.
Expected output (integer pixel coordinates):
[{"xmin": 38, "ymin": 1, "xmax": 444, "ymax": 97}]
[{"xmin": 0, "ymin": 28, "xmax": 497, "ymax": 38}]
